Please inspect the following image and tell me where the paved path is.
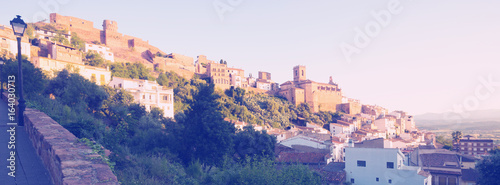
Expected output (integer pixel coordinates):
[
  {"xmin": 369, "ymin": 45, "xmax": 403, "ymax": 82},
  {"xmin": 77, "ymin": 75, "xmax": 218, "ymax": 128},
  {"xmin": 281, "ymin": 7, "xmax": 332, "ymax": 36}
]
[{"xmin": 0, "ymin": 100, "xmax": 53, "ymax": 185}]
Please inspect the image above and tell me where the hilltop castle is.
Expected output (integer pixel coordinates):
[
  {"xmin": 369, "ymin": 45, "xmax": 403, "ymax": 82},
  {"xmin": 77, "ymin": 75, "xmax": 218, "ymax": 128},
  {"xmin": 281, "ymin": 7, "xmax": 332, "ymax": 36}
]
[{"xmin": 49, "ymin": 13, "xmax": 162, "ymax": 54}]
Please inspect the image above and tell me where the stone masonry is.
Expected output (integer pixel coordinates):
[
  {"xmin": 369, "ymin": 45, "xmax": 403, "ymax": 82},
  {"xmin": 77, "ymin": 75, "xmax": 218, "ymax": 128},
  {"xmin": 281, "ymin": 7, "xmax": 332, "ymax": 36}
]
[{"xmin": 23, "ymin": 108, "xmax": 118, "ymax": 185}]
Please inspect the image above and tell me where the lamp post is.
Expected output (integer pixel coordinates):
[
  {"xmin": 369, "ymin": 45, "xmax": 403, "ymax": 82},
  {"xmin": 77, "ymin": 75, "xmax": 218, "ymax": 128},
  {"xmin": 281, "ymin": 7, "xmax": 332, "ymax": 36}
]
[
  {"xmin": 10, "ymin": 15, "xmax": 27, "ymax": 126},
  {"xmin": 0, "ymin": 60, "xmax": 4, "ymax": 96}
]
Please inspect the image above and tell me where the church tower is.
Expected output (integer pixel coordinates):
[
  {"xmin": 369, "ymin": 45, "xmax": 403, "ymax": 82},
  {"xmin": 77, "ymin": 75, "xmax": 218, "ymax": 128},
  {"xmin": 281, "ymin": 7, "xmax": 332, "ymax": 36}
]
[{"xmin": 293, "ymin": 65, "xmax": 306, "ymax": 82}]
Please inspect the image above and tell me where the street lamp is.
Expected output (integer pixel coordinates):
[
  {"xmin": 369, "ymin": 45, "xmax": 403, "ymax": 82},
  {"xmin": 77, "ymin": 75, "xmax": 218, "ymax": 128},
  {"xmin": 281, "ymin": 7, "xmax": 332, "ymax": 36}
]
[
  {"xmin": 10, "ymin": 15, "xmax": 27, "ymax": 126},
  {"xmin": 0, "ymin": 60, "xmax": 4, "ymax": 96}
]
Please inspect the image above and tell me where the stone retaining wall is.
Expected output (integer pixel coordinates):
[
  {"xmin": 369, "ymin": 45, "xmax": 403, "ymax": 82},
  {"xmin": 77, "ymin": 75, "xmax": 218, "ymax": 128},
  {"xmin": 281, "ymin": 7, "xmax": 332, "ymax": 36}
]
[{"xmin": 1, "ymin": 92, "xmax": 119, "ymax": 185}]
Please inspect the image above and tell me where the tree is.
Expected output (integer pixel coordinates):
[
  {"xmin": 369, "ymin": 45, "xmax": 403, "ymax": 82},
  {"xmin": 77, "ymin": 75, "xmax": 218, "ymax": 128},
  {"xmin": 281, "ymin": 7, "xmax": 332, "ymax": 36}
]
[
  {"xmin": 110, "ymin": 62, "xmax": 155, "ymax": 80},
  {"xmin": 176, "ymin": 83, "xmax": 236, "ymax": 172},
  {"xmin": 84, "ymin": 50, "xmax": 108, "ymax": 68},
  {"xmin": 71, "ymin": 32, "xmax": 85, "ymax": 50},
  {"xmin": 45, "ymin": 70, "xmax": 108, "ymax": 113},
  {"xmin": 52, "ymin": 33, "xmax": 70, "ymax": 45},
  {"xmin": 26, "ymin": 24, "xmax": 35, "ymax": 40},
  {"xmin": 225, "ymin": 86, "xmax": 245, "ymax": 105},
  {"xmin": 233, "ymin": 126, "xmax": 276, "ymax": 161},
  {"xmin": 0, "ymin": 56, "xmax": 47, "ymax": 96},
  {"xmin": 451, "ymin": 131, "xmax": 463, "ymax": 143},
  {"xmin": 477, "ymin": 152, "xmax": 500, "ymax": 185}
]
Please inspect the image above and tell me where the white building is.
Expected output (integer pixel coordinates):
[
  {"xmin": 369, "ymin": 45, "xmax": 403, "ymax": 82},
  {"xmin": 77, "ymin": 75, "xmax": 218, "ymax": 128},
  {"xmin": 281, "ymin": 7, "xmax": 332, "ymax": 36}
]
[
  {"xmin": 374, "ymin": 118, "xmax": 397, "ymax": 139},
  {"xmin": 345, "ymin": 147, "xmax": 431, "ymax": 185},
  {"xmin": 34, "ymin": 29, "xmax": 71, "ymax": 42},
  {"xmin": 85, "ymin": 43, "xmax": 114, "ymax": 62},
  {"xmin": 331, "ymin": 137, "xmax": 347, "ymax": 162},
  {"xmin": 109, "ymin": 77, "xmax": 174, "ymax": 118},
  {"xmin": 227, "ymin": 68, "xmax": 248, "ymax": 88},
  {"xmin": 330, "ymin": 123, "xmax": 352, "ymax": 137},
  {"xmin": 0, "ymin": 25, "xmax": 31, "ymax": 59}
]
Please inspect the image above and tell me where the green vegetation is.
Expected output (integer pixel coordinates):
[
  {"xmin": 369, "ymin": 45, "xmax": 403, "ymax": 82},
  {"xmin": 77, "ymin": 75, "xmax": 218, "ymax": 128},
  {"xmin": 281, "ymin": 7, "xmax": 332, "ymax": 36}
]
[
  {"xmin": 26, "ymin": 24, "xmax": 35, "ymax": 40},
  {"xmin": 52, "ymin": 33, "xmax": 70, "ymax": 46},
  {"xmin": 477, "ymin": 149, "xmax": 500, "ymax": 185},
  {"xmin": 451, "ymin": 131, "xmax": 462, "ymax": 143},
  {"xmin": 110, "ymin": 62, "xmax": 155, "ymax": 81},
  {"xmin": 156, "ymin": 71, "xmax": 340, "ymax": 129},
  {"xmin": 84, "ymin": 50, "xmax": 109, "ymax": 68},
  {"xmin": 0, "ymin": 56, "xmax": 323, "ymax": 184},
  {"xmin": 71, "ymin": 32, "xmax": 85, "ymax": 50},
  {"xmin": 436, "ymin": 135, "xmax": 453, "ymax": 150}
]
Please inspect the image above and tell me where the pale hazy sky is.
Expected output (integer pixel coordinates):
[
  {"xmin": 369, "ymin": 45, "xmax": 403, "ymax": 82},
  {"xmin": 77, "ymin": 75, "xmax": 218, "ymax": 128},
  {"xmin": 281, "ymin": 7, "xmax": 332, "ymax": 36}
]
[{"xmin": 2, "ymin": 0, "xmax": 499, "ymax": 115}]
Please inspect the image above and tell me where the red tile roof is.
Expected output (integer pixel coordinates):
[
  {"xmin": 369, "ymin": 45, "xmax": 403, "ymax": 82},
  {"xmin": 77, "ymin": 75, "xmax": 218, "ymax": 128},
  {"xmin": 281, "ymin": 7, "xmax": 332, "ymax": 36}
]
[{"xmin": 276, "ymin": 152, "xmax": 328, "ymax": 164}]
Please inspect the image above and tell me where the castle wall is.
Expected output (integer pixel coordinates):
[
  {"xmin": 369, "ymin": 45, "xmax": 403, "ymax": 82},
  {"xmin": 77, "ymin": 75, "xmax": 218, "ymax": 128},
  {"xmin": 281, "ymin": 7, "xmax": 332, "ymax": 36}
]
[
  {"xmin": 50, "ymin": 13, "xmax": 102, "ymax": 43},
  {"xmin": 50, "ymin": 14, "xmax": 162, "ymax": 55}
]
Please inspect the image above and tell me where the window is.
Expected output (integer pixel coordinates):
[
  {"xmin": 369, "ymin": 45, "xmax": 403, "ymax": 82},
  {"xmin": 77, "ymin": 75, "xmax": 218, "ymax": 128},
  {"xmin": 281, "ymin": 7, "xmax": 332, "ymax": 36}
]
[
  {"xmin": 351, "ymin": 178, "xmax": 355, "ymax": 183},
  {"xmin": 448, "ymin": 177, "xmax": 457, "ymax": 185},
  {"xmin": 91, "ymin": 74, "xmax": 96, "ymax": 83},
  {"xmin": 143, "ymin": 95, "xmax": 146, "ymax": 99},
  {"xmin": 388, "ymin": 179, "xmax": 392, "ymax": 184},
  {"xmin": 387, "ymin": 162, "xmax": 394, "ymax": 169},
  {"xmin": 357, "ymin": 160, "xmax": 366, "ymax": 167},
  {"xmin": 376, "ymin": 177, "xmax": 379, "ymax": 182},
  {"xmin": 100, "ymin": 74, "xmax": 105, "ymax": 85}
]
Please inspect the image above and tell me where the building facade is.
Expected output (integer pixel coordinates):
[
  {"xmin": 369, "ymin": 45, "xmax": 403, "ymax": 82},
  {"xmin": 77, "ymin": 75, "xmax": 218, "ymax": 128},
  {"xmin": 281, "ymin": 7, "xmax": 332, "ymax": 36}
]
[
  {"xmin": 228, "ymin": 67, "xmax": 247, "ymax": 88},
  {"xmin": 47, "ymin": 41, "xmax": 82, "ymax": 63},
  {"xmin": 455, "ymin": 137, "xmax": 494, "ymax": 156},
  {"xmin": 0, "ymin": 25, "xmax": 31, "ymax": 59},
  {"xmin": 32, "ymin": 56, "xmax": 111, "ymax": 86},
  {"xmin": 279, "ymin": 65, "xmax": 343, "ymax": 112},
  {"xmin": 345, "ymin": 147, "xmax": 431, "ymax": 185},
  {"xmin": 108, "ymin": 77, "xmax": 174, "ymax": 118},
  {"xmin": 206, "ymin": 62, "xmax": 230, "ymax": 90}
]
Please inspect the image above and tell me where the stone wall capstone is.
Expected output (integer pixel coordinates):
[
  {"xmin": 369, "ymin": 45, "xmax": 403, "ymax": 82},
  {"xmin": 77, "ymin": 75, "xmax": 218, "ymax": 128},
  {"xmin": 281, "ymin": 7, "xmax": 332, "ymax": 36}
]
[{"xmin": 23, "ymin": 107, "xmax": 119, "ymax": 185}]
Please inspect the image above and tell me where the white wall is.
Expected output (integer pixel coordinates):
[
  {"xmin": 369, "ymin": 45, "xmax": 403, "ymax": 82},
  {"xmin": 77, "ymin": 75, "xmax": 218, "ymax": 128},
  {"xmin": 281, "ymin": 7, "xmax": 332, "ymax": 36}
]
[
  {"xmin": 345, "ymin": 147, "xmax": 430, "ymax": 185},
  {"xmin": 109, "ymin": 77, "xmax": 174, "ymax": 118},
  {"xmin": 8, "ymin": 40, "xmax": 30, "ymax": 59},
  {"xmin": 85, "ymin": 43, "xmax": 114, "ymax": 62}
]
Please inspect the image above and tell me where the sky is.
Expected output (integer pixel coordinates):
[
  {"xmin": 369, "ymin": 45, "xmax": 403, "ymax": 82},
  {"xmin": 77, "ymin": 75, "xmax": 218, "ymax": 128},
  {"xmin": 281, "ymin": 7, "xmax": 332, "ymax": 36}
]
[{"xmin": 1, "ymin": 0, "xmax": 499, "ymax": 115}]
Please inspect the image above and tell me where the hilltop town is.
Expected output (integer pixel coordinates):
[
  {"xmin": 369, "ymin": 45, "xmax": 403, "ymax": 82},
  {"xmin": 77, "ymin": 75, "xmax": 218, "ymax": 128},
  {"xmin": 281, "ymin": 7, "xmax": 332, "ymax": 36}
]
[{"xmin": 1, "ymin": 13, "xmax": 496, "ymax": 184}]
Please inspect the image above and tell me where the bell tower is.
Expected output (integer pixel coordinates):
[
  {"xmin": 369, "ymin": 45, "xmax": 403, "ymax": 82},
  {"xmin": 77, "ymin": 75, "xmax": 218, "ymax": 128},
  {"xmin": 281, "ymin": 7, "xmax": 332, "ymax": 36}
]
[{"xmin": 293, "ymin": 65, "xmax": 306, "ymax": 81}]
